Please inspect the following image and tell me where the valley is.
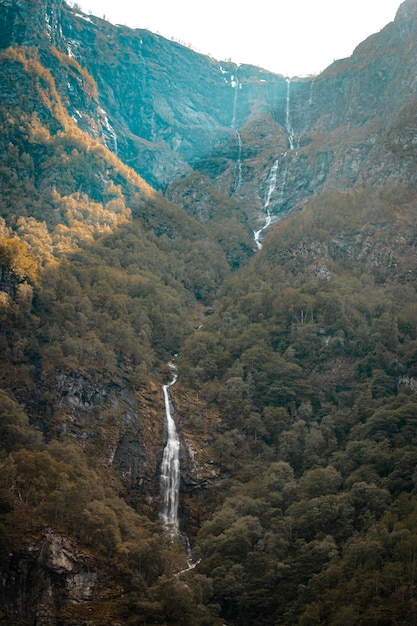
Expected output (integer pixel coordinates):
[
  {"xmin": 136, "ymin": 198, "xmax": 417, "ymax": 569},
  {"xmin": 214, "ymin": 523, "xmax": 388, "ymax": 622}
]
[{"xmin": 0, "ymin": 0, "xmax": 417, "ymax": 624}]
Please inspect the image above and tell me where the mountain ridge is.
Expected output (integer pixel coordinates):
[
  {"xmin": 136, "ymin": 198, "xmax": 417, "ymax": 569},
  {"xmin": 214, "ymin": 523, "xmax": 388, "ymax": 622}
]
[{"xmin": 3, "ymin": 0, "xmax": 416, "ymax": 219}]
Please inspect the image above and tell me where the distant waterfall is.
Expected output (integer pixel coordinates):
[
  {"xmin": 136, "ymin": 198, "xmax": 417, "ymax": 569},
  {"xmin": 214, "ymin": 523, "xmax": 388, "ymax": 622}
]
[
  {"xmin": 231, "ymin": 70, "xmax": 239, "ymax": 128},
  {"xmin": 160, "ymin": 362, "xmax": 180, "ymax": 531},
  {"xmin": 285, "ymin": 78, "xmax": 295, "ymax": 151},
  {"xmin": 254, "ymin": 159, "xmax": 279, "ymax": 249},
  {"xmin": 231, "ymin": 68, "xmax": 243, "ymax": 192},
  {"xmin": 279, "ymin": 152, "xmax": 289, "ymax": 201},
  {"xmin": 308, "ymin": 77, "xmax": 315, "ymax": 107},
  {"xmin": 252, "ymin": 77, "xmax": 298, "ymax": 250},
  {"xmin": 101, "ymin": 108, "xmax": 118, "ymax": 156},
  {"xmin": 233, "ymin": 130, "xmax": 243, "ymax": 192},
  {"xmin": 264, "ymin": 159, "xmax": 280, "ymax": 208}
]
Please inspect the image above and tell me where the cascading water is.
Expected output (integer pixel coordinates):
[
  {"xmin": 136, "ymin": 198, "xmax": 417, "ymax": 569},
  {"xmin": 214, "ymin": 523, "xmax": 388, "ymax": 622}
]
[
  {"xmin": 252, "ymin": 77, "xmax": 300, "ymax": 249},
  {"xmin": 285, "ymin": 77, "xmax": 295, "ymax": 151},
  {"xmin": 100, "ymin": 108, "xmax": 118, "ymax": 156},
  {"xmin": 231, "ymin": 72, "xmax": 239, "ymax": 128},
  {"xmin": 254, "ymin": 159, "xmax": 279, "ymax": 249},
  {"xmin": 308, "ymin": 77, "xmax": 315, "ymax": 107},
  {"xmin": 233, "ymin": 130, "xmax": 243, "ymax": 192},
  {"xmin": 279, "ymin": 152, "xmax": 289, "ymax": 201},
  {"xmin": 231, "ymin": 68, "xmax": 243, "ymax": 192},
  {"xmin": 160, "ymin": 362, "xmax": 201, "ymax": 575},
  {"xmin": 161, "ymin": 362, "xmax": 201, "ymax": 578},
  {"xmin": 160, "ymin": 362, "xmax": 180, "ymax": 532}
]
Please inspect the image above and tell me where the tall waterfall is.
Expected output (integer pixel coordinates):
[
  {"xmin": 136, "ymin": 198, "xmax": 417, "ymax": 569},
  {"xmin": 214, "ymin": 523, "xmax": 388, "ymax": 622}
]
[
  {"xmin": 308, "ymin": 77, "xmax": 315, "ymax": 107},
  {"xmin": 160, "ymin": 362, "xmax": 180, "ymax": 531},
  {"xmin": 285, "ymin": 78, "xmax": 295, "ymax": 151},
  {"xmin": 254, "ymin": 159, "xmax": 279, "ymax": 249},
  {"xmin": 252, "ymin": 77, "xmax": 298, "ymax": 249},
  {"xmin": 231, "ymin": 68, "xmax": 243, "ymax": 192},
  {"xmin": 231, "ymin": 70, "xmax": 239, "ymax": 128},
  {"xmin": 233, "ymin": 130, "xmax": 243, "ymax": 192}
]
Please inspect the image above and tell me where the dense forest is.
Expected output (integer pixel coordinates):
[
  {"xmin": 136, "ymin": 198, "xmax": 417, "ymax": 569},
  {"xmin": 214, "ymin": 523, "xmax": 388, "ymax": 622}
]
[{"xmin": 1, "ymin": 0, "xmax": 417, "ymax": 624}]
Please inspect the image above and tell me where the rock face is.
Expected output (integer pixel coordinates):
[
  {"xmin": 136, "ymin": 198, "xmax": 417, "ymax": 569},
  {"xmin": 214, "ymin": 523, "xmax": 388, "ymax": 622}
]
[
  {"xmin": 0, "ymin": 530, "xmax": 97, "ymax": 625},
  {"xmin": 2, "ymin": 0, "xmax": 416, "ymax": 232}
]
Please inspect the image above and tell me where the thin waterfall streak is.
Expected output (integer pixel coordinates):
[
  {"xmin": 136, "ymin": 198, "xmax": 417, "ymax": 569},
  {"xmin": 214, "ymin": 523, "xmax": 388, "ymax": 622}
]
[
  {"xmin": 231, "ymin": 70, "xmax": 239, "ymax": 129},
  {"xmin": 234, "ymin": 130, "xmax": 243, "ymax": 191},
  {"xmin": 285, "ymin": 77, "xmax": 294, "ymax": 151},
  {"xmin": 231, "ymin": 69, "xmax": 243, "ymax": 192},
  {"xmin": 160, "ymin": 363, "xmax": 180, "ymax": 531},
  {"xmin": 309, "ymin": 78, "xmax": 315, "ymax": 107},
  {"xmin": 280, "ymin": 172, "xmax": 288, "ymax": 201},
  {"xmin": 254, "ymin": 159, "xmax": 279, "ymax": 249},
  {"xmin": 254, "ymin": 76, "xmax": 299, "ymax": 249},
  {"xmin": 265, "ymin": 159, "xmax": 279, "ymax": 208},
  {"xmin": 101, "ymin": 109, "xmax": 118, "ymax": 156}
]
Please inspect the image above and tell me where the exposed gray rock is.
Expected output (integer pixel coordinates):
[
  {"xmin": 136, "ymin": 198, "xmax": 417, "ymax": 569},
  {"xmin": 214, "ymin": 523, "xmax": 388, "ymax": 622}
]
[
  {"xmin": 1, "ymin": 0, "xmax": 416, "ymax": 231},
  {"xmin": 0, "ymin": 530, "xmax": 96, "ymax": 625}
]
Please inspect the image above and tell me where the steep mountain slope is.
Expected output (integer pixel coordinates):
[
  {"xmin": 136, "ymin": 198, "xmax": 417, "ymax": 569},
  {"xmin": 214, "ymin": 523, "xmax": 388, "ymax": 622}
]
[
  {"xmin": 183, "ymin": 182, "xmax": 417, "ymax": 624},
  {"xmin": 1, "ymin": 0, "xmax": 416, "ymax": 234},
  {"xmin": 0, "ymin": 35, "xmax": 232, "ymax": 626},
  {"xmin": 0, "ymin": 0, "xmax": 417, "ymax": 624}
]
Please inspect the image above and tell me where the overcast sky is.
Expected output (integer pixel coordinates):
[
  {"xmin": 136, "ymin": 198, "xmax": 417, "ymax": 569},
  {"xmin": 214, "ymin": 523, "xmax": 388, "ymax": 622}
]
[{"xmin": 74, "ymin": 0, "xmax": 402, "ymax": 77}]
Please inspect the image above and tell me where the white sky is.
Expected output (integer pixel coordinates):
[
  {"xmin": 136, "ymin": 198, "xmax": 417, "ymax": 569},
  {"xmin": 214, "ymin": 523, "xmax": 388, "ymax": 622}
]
[{"xmin": 74, "ymin": 0, "xmax": 402, "ymax": 77}]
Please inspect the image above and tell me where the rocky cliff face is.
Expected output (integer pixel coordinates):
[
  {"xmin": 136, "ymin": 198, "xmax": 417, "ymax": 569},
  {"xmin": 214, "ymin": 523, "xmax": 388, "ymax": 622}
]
[
  {"xmin": 0, "ymin": 530, "xmax": 97, "ymax": 625},
  {"xmin": 1, "ymin": 0, "xmax": 416, "ymax": 232},
  {"xmin": 1, "ymin": 0, "xmax": 413, "ymax": 225}
]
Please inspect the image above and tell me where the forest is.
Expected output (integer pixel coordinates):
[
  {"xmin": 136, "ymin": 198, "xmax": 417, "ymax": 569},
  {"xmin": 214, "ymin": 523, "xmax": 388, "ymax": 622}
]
[{"xmin": 1, "ymin": 4, "xmax": 417, "ymax": 624}]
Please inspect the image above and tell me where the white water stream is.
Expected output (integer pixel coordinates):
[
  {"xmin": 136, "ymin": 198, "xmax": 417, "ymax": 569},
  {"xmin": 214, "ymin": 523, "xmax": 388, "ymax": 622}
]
[
  {"xmin": 253, "ymin": 76, "xmax": 297, "ymax": 248},
  {"xmin": 231, "ymin": 68, "xmax": 243, "ymax": 192},
  {"xmin": 309, "ymin": 78, "xmax": 315, "ymax": 107},
  {"xmin": 159, "ymin": 362, "xmax": 201, "ymax": 575},
  {"xmin": 160, "ymin": 362, "xmax": 180, "ymax": 531},
  {"xmin": 254, "ymin": 159, "xmax": 279, "ymax": 249},
  {"xmin": 233, "ymin": 130, "xmax": 243, "ymax": 192},
  {"xmin": 100, "ymin": 108, "xmax": 118, "ymax": 156},
  {"xmin": 285, "ymin": 77, "xmax": 295, "ymax": 151}
]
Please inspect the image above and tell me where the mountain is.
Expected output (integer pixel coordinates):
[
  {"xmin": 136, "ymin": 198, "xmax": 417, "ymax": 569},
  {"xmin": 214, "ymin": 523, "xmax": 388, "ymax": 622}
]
[
  {"xmin": 2, "ymin": 0, "xmax": 416, "ymax": 224},
  {"xmin": 0, "ymin": 0, "xmax": 417, "ymax": 624}
]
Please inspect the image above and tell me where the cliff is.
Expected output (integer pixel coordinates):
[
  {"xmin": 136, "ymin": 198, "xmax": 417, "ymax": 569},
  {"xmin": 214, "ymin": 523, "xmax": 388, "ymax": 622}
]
[{"xmin": 2, "ymin": 0, "xmax": 416, "ymax": 231}]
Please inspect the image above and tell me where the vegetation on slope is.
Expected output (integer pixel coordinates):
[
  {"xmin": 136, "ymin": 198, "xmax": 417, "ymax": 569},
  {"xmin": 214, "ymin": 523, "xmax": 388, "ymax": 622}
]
[
  {"xmin": 0, "ymin": 43, "xmax": 248, "ymax": 625},
  {"xmin": 177, "ymin": 185, "xmax": 417, "ymax": 625},
  {"xmin": 1, "ymin": 19, "xmax": 417, "ymax": 626}
]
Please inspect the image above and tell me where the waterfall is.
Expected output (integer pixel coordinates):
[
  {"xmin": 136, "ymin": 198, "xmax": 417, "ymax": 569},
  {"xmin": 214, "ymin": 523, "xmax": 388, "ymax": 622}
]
[
  {"xmin": 233, "ymin": 130, "xmax": 243, "ymax": 192},
  {"xmin": 285, "ymin": 78, "xmax": 295, "ymax": 151},
  {"xmin": 265, "ymin": 159, "xmax": 280, "ymax": 208},
  {"xmin": 101, "ymin": 108, "xmax": 118, "ymax": 156},
  {"xmin": 160, "ymin": 362, "xmax": 201, "ymax": 575},
  {"xmin": 252, "ymin": 77, "xmax": 299, "ymax": 249},
  {"xmin": 160, "ymin": 362, "xmax": 180, "ymax": 531},
  {"xmin": 231, "ymin": 68, "xmax": 243, "ymax": 192},
  {"xmin": 279, "ymin": 152, "xmax": 289, "ymax": 201},
  {"xmin": 308, "ymin": 77, "xmax": 315, "ymax": 107},
  {"xmin": 231, "ymin": 70, "xmax": 239, "ymax": 129},
  {"xmin": 254, "ymin": 159, "xmax": 279, "ymax": 249}
]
